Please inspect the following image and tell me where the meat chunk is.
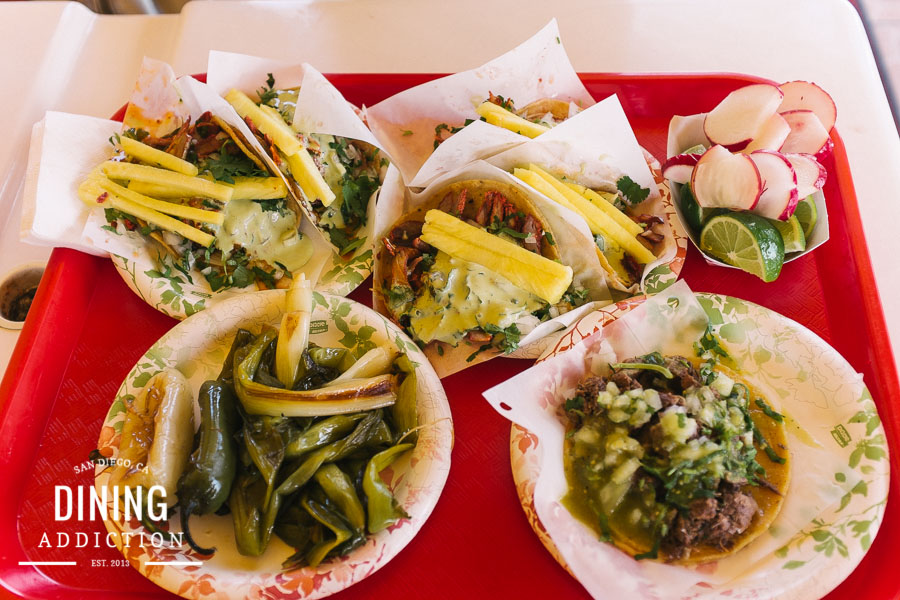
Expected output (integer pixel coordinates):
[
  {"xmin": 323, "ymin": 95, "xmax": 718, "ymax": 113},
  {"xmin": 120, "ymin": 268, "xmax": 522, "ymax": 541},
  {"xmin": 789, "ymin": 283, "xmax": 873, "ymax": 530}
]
[
  {"xmin": 575, "ymin": 376, "xmax": 606, "ymax": 402},
  {"xmin": 521, "ymin": 215, "xmax": 543, "ymax": 254},
  {"xmin": 389, "ymin": 220, "xmax": 424, "ymax": 246},
  {"xmin": 610, "ymin": 369, "xmax": 642, "ymax": 391},
  {"xmin": 663, "ymin": 356, "xmax": 703, "ymax": 390},
  {"xmin": 705, "ymin": 488, "xmax": 758, "ymax": 550},
  {"xmin": 659, "ymin": 392, "xmax": 685, "ymax": 409},
  {"xmin": 438, "ymin": 189, "xmax": 467, "ymax": 216}
]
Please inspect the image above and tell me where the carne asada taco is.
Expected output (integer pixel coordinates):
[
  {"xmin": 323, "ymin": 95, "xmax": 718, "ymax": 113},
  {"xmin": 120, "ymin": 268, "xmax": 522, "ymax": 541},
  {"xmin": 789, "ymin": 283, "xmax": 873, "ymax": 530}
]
[
  {"xmin": 374, "ymin": 178, "xmax": 602, "ymax": 371},
  {"xmin": 561, "ymin": 353, "xmax": 790, "ymax": 564},
  {"xmin": 224, "ymin": 76, "xmax": 387, "ymax": 257}
]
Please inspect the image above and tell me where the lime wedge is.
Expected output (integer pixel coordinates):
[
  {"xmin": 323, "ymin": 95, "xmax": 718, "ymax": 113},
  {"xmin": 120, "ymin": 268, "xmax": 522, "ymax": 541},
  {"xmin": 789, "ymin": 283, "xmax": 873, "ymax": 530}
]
[
  {"xmin": 681, "ymin": 144, "xmax": 707, "ymax": 155},
  {"xmin": 769, "ymin": 215, "xmax": 807, "ymax": 253},
  {"xmin": 793, "ymin": 195, "xmax": 818, "ymax": 240},
  {"xmin": 679, "ymin": 183, "xmax": 724, "ymax": 233},
  {"xmin": 700, "ymin": 212, "xmax": 785, "ymax": 282}
]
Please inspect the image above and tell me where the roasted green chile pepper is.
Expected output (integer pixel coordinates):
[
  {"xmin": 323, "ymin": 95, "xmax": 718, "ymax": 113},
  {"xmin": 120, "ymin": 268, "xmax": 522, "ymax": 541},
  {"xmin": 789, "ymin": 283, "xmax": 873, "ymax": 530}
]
[
  {"xmin": 364, "ymin": 443, "xmax": 414, "ymax": 533},
  {"xmin": 392, "ymin": 355, "xmax": 419, "ymax": 444},
  {"xmin": 284, "ymin": 413, "xmax": 367, "ymax": 459},
  {"xmin": 177, "ymin": 380, "xmax": 240, "ymax": 554},
  {"xmin": 314, "ymin": 464, "xmax": 366, "ymax": 531}
]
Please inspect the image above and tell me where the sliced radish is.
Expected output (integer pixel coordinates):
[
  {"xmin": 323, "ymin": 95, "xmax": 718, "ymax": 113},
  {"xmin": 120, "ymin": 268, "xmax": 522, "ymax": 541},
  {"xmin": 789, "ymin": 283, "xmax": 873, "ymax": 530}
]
[
  {"xmin": 784, "ymin": 153, "xmax": 827, "ymax": 198},
  {"xmin": 662, "ymin": 152, "xmax": 703, "ymax": 184},
  {"xmin": 691, "ymin": 145, "xmax": 762, "ymax": 210},
  {"xmin": 779, "ymin": 80, "xmax": 837, "ymax": 132},
  {"xmin": 749, "ymin": 151, "xmax": 799, "ymax": 220},
  {"xmin": 781, "ymin": 109, "xmax": 831, "ymax": 155},
  {"xmin": 703, "ymin": 83, "xmax": 784, "ymax": 151},
  {"xmin": 744, "ymin": 113, "xmax": 790, "ymax": 152}
]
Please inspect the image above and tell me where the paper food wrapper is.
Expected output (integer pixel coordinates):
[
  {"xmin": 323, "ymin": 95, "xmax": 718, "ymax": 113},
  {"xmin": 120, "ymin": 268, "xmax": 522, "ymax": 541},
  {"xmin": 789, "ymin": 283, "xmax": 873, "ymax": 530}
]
[
  {"xmin": 373, "ymin": 159, "xmax": 614, "ymax": 378},
  {"xmin": 205, "ymin": 51, "xmax": 395, "ymax": 293},
  {"xmin": 366, "ymin": 19, "xmax": 594, "ymax": 184},
  {"xmin": 21, "ymin": 112, "xmax": 117, "ymax": 255},
  {"xmin": 482, "ymin": 281, "xmax": 862, "ymax": 599},
  {"xmin": 666, "ymin": 114, "xmax": 829, "ymax": 266}
]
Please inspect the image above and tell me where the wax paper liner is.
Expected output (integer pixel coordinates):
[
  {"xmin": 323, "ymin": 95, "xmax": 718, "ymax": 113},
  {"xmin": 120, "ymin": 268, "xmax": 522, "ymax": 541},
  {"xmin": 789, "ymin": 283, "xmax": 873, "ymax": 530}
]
[
  {"xmin": 373, "ymin": 159, "xmax": 614, "ymax": 378},
  {"xmin": 666, "ymin": 114, "xmax": 829, "ymax": 267},
  {"xmin": 22, "ymin": 112, "xmax": 117, "ymax": 255},
  {"xmin": 482, "ymin": 281, "xmax": 870, "ymax": 599},
  {"xmin": 366, "ymin": 19, "xmax": 594, "ymax": 184},
  {"xmin": 206, "ymin": 51, "xmax": 395, "ymax": 295}
]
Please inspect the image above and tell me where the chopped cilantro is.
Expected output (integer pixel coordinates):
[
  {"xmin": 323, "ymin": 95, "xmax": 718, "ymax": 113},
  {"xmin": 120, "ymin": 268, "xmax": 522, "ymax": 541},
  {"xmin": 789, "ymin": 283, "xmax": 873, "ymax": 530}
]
[
  {"xmin": 401, "ymin": 129, "xmax": 413, "ymax": 136},
  {"xmin": 204, "ymin": 140, "xmax": 268, "ymax": 183},
  {"xmin": 257, "ymin": 73, "xmax": 277, "ymax": 105},
  {"xmin": 617, "ymin": 175, "xmax": 651, "ymax": 206}
]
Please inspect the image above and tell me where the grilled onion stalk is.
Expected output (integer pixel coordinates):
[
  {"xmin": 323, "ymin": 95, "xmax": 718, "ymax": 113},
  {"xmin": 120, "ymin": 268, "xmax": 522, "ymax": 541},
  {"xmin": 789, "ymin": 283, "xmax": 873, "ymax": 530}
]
[
  {"xmin": 235, "ymin": 328, "xmax": 398, "ymax": 417},
  {"xmin": 275, "ymin": 273, "xmax": 313, "ymax": 388}
]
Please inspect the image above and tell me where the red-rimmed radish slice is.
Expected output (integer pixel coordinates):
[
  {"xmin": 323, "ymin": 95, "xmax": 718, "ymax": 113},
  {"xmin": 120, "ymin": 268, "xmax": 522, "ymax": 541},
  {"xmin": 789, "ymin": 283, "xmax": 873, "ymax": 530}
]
[
  {"xmin": 691, "ymin": 144, "xmax": 762, "ymax": 210},
  {"xmin": 784, "ymin": 152, "xmax": 827, "ymax": 198},
  {"xmin": 779, "ymin": 80, "xmax": 837, "ymax": 132},
  {"xmin": 662, "ymin": 152, "xmax": 703, "ymax": 184},
  {"xmin": 744, "ymin": 113, "xmax": 791, "ymax": 152},
  {"xmin": 749, "ymin": 150, "xmax": 799, "ymax": 220},
  {"xmin": 781, "ymin": 109, "xmax": 832, "ymax": 156},
  {"xmin": 703, "ymin": 83, "xmax": 784, "ymax": 152}
]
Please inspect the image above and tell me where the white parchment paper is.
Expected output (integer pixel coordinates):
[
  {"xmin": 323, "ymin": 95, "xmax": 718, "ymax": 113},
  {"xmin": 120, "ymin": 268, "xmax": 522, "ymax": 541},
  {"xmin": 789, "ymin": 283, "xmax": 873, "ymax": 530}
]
[{"xmin": 366, "ymin": 19, "xmax": 594, "ymax": 184}]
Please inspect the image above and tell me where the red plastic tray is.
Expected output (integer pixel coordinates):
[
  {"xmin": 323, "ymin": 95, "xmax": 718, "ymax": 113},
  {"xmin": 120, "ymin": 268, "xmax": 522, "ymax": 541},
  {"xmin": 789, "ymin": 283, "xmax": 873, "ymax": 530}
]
[{"xmin": 1, "ymin": 73, "xmax": 898, "ymax": 600}]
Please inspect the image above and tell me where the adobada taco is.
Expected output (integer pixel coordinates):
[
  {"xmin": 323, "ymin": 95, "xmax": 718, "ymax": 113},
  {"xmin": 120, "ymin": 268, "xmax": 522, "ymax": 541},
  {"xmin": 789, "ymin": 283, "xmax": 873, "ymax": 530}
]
[
  {"xmin": 511, "ymin": 163, "xmax": 664, "ymax": 294},
  {"xmin": 561, "ymin": 354, "xmax": 790, "ymax": 564},
  {"xmin": 374, "ymin": 179, "xmax": 593, "ymax": 369},
  {"xmin": 434, "ymin": 93, "xmax": 581, "ymax": 147},
  {"xmin": 79, "ymin": 110, "xmax": 314, "ymax": 293},
  {"xmin": 224, "ymin": 77, "xmax": 386, "ymax": 257}
]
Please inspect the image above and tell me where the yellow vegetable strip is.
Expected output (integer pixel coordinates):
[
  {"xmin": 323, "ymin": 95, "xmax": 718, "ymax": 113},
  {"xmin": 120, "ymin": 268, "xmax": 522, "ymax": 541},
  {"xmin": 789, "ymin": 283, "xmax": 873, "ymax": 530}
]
[
  {"xmin": 276, "ymin": 273, "xmax": 312, "ymax": 389},
  {"xmin": 563, "ymin": 180, "xmax": 643, "ymax": 236},
  {"xmin": 228, "ymin": 176, "xmax": 287, "ymax": 200},
  {"xmin": 119, "ymin": 136, "xmax": 199, "ymax": 176},
  {"xmin": 420, "ymin": 209, "xmax": 572, "ymax": 304},
  {"xmin": 528, "ymin": 165, "xmax": 656, "ymax": 264},
  {"xmin": 95, "ymin": 177, "xmax": 224, "ymax": 225},
  {"xmin": 102, "ymin": 161, "xmax": 233, "ymax": 203},
  {"xmin": 475, "ymin": 101, "xmax": 550, "ymax": 138},
  {"xmin": 78, "ymin": 180, "xmax": 214, "ymax": 247},
  {"xmin": 224, "ymin": 89, "xmax": 303, "ymax": 156},
  {"xmin": 285, "ymin": 150, "xmax": 337, "ymax": 207}
]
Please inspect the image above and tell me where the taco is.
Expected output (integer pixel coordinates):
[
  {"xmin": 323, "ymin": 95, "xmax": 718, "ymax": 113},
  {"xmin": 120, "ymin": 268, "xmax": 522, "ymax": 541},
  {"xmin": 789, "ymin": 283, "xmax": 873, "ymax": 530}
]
[
  {"xmin": 511, "ymin": 163, "xmax": 664, "ymax": 293},
  {"xmin": 79, "ymin": 110, "xmax": 314, "ymax": 292},
  {"xmin": 374, "ymin": 179, "xmax": 594, "ymax": 366},
  {"xmin": 561, "ymin": 353, "xmax": 790, "ymax": 563},
  {"xmin": 224, "ymin": 77, "xmax": 387, "ymax": 257},
  {"xmin": 434, "ymin": 92, "xmax": 580, "ymax": 148}
]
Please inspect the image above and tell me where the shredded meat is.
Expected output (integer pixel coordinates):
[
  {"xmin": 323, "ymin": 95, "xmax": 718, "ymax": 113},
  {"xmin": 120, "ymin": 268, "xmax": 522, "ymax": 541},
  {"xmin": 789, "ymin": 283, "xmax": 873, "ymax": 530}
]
[
  {"xmin": 704, "ymin": 488, "xmax": 759, "ymax": 550},
  {"xmin": 438, "ymin": 189, "xmax": 467, "ymax": 216},
  {"xmin": 521, "ymin": 215, "xmax": 543, "ymax": 254},
  {"xmin": 389, "ymin": 221, "xmax": 424, "ymax": 247},
  {"xmin": 659, "ymin": 392, "xmax": 685, "ymax": 409},
  {"xmin": 639, "ymin": 229, "xmax": 665, "ymax": 244},
  {"xmin": 635, "ymin": 214, "xmax": 664, "ymax": 226}
]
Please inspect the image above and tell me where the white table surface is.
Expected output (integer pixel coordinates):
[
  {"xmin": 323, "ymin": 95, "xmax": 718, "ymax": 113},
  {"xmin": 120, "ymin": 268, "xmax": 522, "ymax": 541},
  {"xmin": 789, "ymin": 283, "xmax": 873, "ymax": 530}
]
[{"xmin": 0, "ymin": 0, "xmax": 898, "ymax": 382}]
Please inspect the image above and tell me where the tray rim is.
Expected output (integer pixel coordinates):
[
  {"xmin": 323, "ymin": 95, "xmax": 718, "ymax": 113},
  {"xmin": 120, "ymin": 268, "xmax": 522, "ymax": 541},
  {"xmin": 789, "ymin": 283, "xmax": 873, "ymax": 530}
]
[{"xmin": 1, "ymin": 70, "xmax": 898, "ymax": 600}]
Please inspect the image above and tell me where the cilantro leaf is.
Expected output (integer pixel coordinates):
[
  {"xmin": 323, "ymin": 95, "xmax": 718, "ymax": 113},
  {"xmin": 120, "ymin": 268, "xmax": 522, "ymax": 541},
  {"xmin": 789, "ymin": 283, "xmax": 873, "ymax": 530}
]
[{"xmin": 617, "ymin": 175, "xmax": 651, "ymax": 206}]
